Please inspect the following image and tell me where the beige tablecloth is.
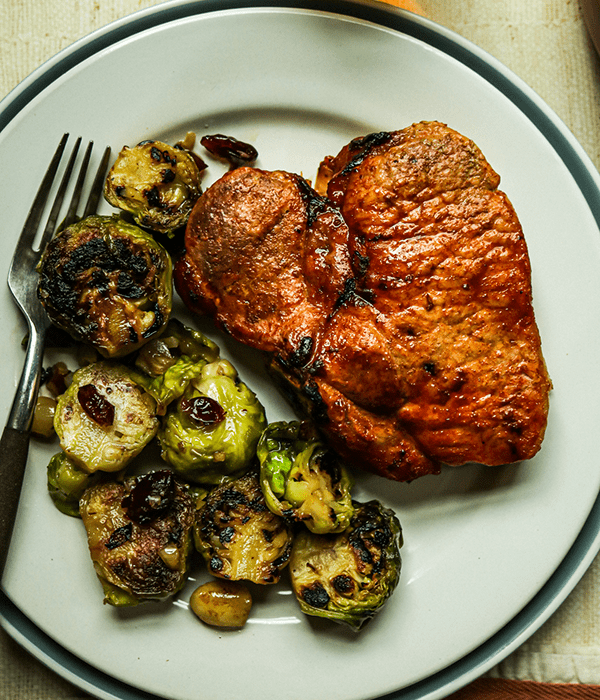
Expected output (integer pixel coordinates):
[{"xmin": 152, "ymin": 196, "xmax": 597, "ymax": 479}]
[{"xmin": 1, "ymin": 0, "xmax": 600, "ymax": 697}]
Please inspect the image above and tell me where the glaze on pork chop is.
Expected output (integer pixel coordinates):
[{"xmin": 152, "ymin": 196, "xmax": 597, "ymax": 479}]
[{"xmin": 175, "ymin": 122, "xmax": 551, "ymax": 482}]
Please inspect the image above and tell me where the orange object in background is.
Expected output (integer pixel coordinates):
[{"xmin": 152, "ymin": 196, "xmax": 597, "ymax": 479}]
[{"xmin": 382, "ymin": 0, "xmax": 426, "ymax": 15}]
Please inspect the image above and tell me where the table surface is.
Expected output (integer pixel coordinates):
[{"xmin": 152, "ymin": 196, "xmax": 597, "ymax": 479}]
[{"xmin": 1, "ymin": 0, "xmax": 600, "ymax": 697}]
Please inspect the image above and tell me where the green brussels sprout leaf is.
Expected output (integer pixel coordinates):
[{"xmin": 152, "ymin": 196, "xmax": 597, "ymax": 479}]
[
  {"xmin": 47, "ymin": 451, "xmax": 102, "ymax": 517},
  {"xmin": 257, "ymin": 421, "xmax": 354, "ymax": 534},
  {"xmin": 129, "ymin": 319, "xmax": 220, "ymax": 414}
]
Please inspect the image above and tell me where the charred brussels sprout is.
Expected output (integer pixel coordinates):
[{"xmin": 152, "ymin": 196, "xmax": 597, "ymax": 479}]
[
  {"xmin": 257, "ymin": 421, "xmax": 354, "ymax": 534},
  {"xmin": 130, "ymin": 318, "xmax": 220, "ymax": 414},
  {"xmin": 290, "ymin": 500, "xmax": 402, "ymax": 631},
  {"xmin": 104, "ymin": 140, "xmax": 202, "ymax": 236},
  {"xmin": 54, "ymin": 362, "xmax": 159, "ymax": 473},
  {"xmin": 158, "ymin": 359, "xmax": 267, "ymax": 484},
  {"xmin": 80, "ymin": 470, "xmax": 195, "ymax": 605},
  {"xmin": 37, "ymin": 215, "xmax": 172, "ymax": 358},
  {"xmin": 47, "ymin": 451, "xmax": 102, "ymax": 517},
  {"xmin": 194, "ymin": 472, "xmax": 292, "ymax": 584}
]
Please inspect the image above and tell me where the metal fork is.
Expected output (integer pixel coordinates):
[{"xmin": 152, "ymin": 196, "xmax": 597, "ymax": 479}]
[{"xmin": 0, "ymin": 135, "xmax": 111, "ymax": 579}]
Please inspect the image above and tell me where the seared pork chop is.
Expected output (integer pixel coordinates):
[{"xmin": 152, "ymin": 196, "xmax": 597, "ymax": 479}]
[{"xmin": 175, "ymin": 122, "xmax": 551, "ymax": 481}]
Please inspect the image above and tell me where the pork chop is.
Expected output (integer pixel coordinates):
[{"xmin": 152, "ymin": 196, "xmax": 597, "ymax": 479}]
[{"xmin": 175, "ymin": 122, "xmax": 551, "ymax": 481}]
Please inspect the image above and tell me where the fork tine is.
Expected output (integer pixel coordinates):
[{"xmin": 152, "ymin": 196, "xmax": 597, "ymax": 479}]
[
  {"xmin": 82, "ymin": 145, "xmax": 111, "ymax": 219},
  {"xmin": 58, "ymin": 140, "xmax": 93, "ymax": 232},
  {"xmin": 36, "ymin": 137, "xmax": 82, "ymax": 252},
  {"xmin": 37, "ymin": 141, "xmax": 111, "ymax": 251},
  {"xmin": 17, "ymin": 133, "xmax": 69, "ymax": 250}
]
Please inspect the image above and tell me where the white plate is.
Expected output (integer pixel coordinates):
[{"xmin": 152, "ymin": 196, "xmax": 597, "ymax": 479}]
[{"xmin": 2, "ymin": 2, "xmax": 600, "ymax": 700}]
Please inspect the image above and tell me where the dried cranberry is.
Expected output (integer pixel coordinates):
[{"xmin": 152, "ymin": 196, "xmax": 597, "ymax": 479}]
[
  {"xmin": 188, "ymin": 150, "xmax": 208, "ymax": 172},
  {"xmin": 200, "ymin": 134, "xmax": 258, "ymax": 169},
  {"xmin": 180, "ymin": 395, "xmax": 226, "ymax": 427},
  {"xmin": 78, "ymin": 384, "xmax": 115, "ymax": 426},
  {"xmin": 122, "ymin": 470, "xmax": 176, "ymax": 525}
]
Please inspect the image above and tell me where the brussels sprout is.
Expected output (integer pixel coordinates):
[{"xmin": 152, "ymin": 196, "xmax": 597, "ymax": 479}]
[
  {"xmin": 289, "ymin": 500, "xmax": 403, "ymax": 631},
  {"xmin": 47, "ymin": 451, "xmax": 102, "ymax": 517},
  {"xmin": 129, "ymin": 318, "xmax": 220, "ymax": 414},
  {"xmin": 79, "ymin": 470, "xmax": 195, "ymax": 605},
  {"xmin": 54, "ymin": 362, "xmax": 159, "ymax": 473},
  {"xmin": 158, "ymin": 359, "xmax": 267, "ymax": 484},
  {"xmin": 104, "ymin": 140, "xmax": 203, "ymax": 236},
  {"xmin": 194, "ymin": 471, "xmax": 292, "ymax": 584},
  {"xmin": 257, "ymin": 421, "xmax": 354, "ymax": 534},
  {"xmin": 37, "ymin": 214, "xmax": 172, "ymax": 358}
]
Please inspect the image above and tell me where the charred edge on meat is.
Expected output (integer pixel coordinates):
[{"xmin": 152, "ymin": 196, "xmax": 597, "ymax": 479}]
[
  {"xmin": 352, "ymin": 249, "xmax": 370, "ymax": 277},
  {"xmin": 286, "ymin": 336, "xmax": 314, "ymax": 369},
  {"xmin": 302, "ymin": 379, "xmax": 329, "ymax": 425},
  {"xmin": 295, "ymin": 175, "xmax": 333, "ymax": 228},
  {"xmin": 339, "ymin": 132, "xmax": 392, "ymax": 177},
  {"xmin": 264, "ymin": 355, "xmax": 329, "ymax": 426},
  {"xmin": 332, "ymin": 278, "xmax": 357, "ymax": 313}
]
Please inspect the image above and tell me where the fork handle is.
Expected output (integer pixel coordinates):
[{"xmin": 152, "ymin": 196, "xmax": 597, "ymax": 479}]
[
  {"xmin": 0, "ymin": 427, "xmax": 30, "ymax": 579},
  {"xmin": 0, "ymin": 323, "xmax": 47, "ymax": 582},
  {"xmin": 7, "ymin": 323, "xmax": 47, "ymax": 432}
]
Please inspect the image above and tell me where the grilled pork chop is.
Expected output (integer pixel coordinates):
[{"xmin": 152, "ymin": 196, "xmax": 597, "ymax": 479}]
[{"xmin": 175, "ymin": 122, "xmax": 551, "ymax": 482}]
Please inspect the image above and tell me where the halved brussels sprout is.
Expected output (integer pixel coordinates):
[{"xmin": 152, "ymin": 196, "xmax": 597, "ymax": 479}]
[
  {"xmin": 37, "ymin": 214, "xmax": 173, "ymax": 358},
  {"xmin": 257, "ymin": 421, "xmax": 354, "ymax": 534},
  {"xmin": 289, "ymin": 500, "xmax": 402, "ymax": 631},
  {"xmin": 129, "ymin": 318, "xmax": 220, "ymax": 414},
  {"xmin": 47, "ymin": 451, "xmax": 102, "ymax": 517},
  {"xmin": 104, "ymin": 140, "xmax": 203, "ymax": 236},
  {"xmin": 54, "ymin": 362, "xmax": 159, "ymax": 473},
  {"xmin": 158, "ymin": 359, "xmax": 267, "ymax": 484},
  {"xmin": 79, "ymin": 470, "xmax": 195, "ymax": 605},
  {"xmin": 194, "ymin": 471, "xmax": 292, "ymax": 584}
]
